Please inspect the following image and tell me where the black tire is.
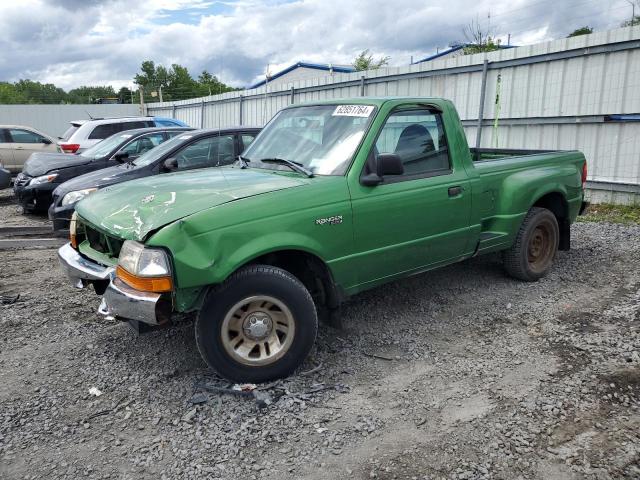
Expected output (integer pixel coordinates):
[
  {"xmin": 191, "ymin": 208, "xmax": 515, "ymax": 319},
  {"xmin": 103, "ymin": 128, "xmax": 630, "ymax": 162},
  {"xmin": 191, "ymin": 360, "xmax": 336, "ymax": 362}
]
[
  {"xmin": 195, "ymin": 264, "xmax": 318, "ymax": 383},
  {"xmin": 503, "ymin": 207, "xmax": 559, "ymax": 282}
]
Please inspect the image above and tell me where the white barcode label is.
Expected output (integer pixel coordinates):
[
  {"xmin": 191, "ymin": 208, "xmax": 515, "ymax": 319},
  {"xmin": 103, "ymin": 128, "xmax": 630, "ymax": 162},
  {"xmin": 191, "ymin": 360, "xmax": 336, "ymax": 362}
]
[{"xmin": 332, "ymin": 105, "xmax": 374, "ymax": 117}]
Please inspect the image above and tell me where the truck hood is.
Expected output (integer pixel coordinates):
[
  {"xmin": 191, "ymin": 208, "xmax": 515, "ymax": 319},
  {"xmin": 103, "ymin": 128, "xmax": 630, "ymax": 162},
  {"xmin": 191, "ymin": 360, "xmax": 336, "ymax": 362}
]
[
  {"xmin": 76, "ymin": 167, "xmax": 308, "ymax": 241},
  {"xmin": 23, "ymin": 152, "xmax": 91, "ymax": 176}
]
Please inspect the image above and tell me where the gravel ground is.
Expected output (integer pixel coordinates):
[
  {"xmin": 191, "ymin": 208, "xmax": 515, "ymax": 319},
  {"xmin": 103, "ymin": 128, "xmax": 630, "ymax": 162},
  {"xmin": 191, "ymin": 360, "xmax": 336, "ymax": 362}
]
[{"xmin": 1, "ymin": 186, "xmax": 639, "ymax": 480}]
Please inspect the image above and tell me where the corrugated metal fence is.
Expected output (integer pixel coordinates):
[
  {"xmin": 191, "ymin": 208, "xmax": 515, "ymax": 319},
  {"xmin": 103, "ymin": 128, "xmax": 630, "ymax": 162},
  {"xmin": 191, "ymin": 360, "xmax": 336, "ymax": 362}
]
[
  {"xmin": 0, "ymin": 104, "xmax": 141, "ymax": 139},
  {"xmin": 147, "ymin": 25, "xmax": 637, "ymax": 204}
]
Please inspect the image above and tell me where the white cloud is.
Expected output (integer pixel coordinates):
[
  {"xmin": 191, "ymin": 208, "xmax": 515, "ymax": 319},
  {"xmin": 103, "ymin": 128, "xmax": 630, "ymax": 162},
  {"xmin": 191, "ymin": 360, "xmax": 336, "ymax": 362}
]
[{"xmin": 0, "ymin": 0, "xmax": 632, "ymax": 91}]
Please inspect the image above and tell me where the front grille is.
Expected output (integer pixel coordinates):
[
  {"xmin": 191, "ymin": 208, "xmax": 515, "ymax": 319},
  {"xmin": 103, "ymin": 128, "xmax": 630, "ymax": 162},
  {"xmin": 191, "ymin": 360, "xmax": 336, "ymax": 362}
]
[
  {"xmin": 14, "ymin": 173, "xmax": 31, "ymax": 188},
  {"xmin": 83, "ymin": 224, "xmax": 124, "ymax": 259}
]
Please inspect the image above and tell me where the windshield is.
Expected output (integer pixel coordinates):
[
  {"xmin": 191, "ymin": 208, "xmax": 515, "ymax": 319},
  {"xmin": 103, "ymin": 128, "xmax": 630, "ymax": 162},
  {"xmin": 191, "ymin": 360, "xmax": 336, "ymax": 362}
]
[
  {"xmin": 242, "ymin": 104, "xmax": 375, "ymax": 176},
  {"xmin": 81, "ymin": 133, "xmax": 136, "ymax": 160},
  {"xmin": 133, "ymin": 133, "xmax": 190, "ymax": 166}
]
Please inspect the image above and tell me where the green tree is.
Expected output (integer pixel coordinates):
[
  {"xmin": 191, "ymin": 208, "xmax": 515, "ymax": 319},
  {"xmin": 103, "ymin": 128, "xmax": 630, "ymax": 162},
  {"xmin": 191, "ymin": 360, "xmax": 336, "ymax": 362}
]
[
  {"xmin": 133, "ymin": 60, "xmax": 236, "ymax": 101},
  {"xmin": 621, "ymin": 16, "xmax": 640, "ymax": 27},
  {"xmin": 0, "ymin": 82, "xmax": 26, "ymax": 103},
  {"xmin": 352, "ymin": 50, "xmax": 390, "ymax": 71},
  {"xmin": 67, "ymin": 85, "xmax": 117, "ymax": 103},
  {"xmin": 567, "ymin": 26, "xmax": 593, "ymax": 37},
  {"xmin": 13, "ymin": 80, "xmax": 67, "ymax": 104},
  {"xmin": 197, "ymin": 70, "xmax": 236, "ymax": 96},
  {"xmin": 118, "ymin": 86, "xmax": 134, "ymax": 104}
]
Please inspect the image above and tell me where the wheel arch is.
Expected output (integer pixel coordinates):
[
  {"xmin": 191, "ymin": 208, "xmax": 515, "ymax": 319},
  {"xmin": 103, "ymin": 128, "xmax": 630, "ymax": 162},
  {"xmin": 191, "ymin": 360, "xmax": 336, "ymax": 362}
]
[
  {"xmin": 531, "ymin": 190, "xmax": 570, "ymax": 250},
  {"xmin": 231, "ymin": 248, "xmax": 342, "ymax": 310}
]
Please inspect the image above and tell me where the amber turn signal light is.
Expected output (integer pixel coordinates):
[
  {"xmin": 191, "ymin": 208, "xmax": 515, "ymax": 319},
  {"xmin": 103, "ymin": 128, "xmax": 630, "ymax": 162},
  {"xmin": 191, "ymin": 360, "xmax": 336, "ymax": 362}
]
[{"xmin": 116, "ymin": 266, "xmax": 173, "ymax": 293}]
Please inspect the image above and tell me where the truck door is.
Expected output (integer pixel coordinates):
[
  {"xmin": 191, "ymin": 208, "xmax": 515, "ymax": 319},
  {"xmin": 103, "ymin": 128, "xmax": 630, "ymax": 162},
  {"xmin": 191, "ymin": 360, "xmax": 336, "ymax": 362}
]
[{"xmin": 349, "ymin": 107, "xmax": 473, "ymax": 285}]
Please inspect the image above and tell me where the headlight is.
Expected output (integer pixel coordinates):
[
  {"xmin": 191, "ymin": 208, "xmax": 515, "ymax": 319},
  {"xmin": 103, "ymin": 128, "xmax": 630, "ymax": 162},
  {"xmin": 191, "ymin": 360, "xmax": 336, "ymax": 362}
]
[
  {"xmin": 117, "ymin": 241, "xmax": 173, "ymax": 292},
  {"xmin": 61, "ymin": 188, "xmax": 97, "ymax": 206},
  {"xmin": 29, "ymin": 174, "xmax": 58, "ymax": 185}
]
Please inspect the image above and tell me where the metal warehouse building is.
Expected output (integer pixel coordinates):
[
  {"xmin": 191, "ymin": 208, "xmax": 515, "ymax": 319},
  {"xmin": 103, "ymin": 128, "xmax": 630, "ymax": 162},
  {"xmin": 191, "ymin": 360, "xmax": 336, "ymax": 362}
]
[{"xmin": 146, "ymin": 25, "xmax": 640, "ymax": 204}]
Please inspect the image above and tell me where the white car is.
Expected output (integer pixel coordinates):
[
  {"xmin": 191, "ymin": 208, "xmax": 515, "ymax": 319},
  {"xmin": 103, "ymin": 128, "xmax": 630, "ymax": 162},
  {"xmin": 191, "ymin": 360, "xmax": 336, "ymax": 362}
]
[
  {"xmin": 0, "ymin": 125, "xmax": 60, "ymax": 173},
  {"xmin": 58, "ymin": 116, "xmax": 188, "ymax": 153}
]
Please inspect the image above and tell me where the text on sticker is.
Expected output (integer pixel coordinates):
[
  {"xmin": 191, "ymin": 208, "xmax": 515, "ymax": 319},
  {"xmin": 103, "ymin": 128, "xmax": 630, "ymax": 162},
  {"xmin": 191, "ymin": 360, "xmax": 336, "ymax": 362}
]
[{"xmin": 332, "ymin": 105, "xmax": 374, "ymax": 117}]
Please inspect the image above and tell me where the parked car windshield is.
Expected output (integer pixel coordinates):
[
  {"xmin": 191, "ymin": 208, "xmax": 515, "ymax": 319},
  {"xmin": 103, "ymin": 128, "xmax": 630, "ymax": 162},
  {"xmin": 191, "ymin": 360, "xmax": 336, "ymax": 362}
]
[
  {"xmin": 81, "ymin": 133, "xmax": 137, "ymax": 160},
  {"xmin": 132, "ymin": 133, "xmax": 188, "ymax": 167},
  {"xmin": 242, "ymin": 104, "xmax": 375, "ymax": 176}
]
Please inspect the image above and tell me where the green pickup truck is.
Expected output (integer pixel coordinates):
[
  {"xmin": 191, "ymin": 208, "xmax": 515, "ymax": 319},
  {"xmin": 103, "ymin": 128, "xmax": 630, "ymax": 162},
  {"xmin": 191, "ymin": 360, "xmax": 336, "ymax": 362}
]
[{"xmin": 59, "ymin": 97, "xmax": 587, "ymax": 382}]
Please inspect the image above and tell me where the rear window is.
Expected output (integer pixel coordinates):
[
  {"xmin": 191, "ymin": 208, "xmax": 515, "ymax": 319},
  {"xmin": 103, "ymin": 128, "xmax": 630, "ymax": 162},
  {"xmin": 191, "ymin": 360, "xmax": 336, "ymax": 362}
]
[{"xmin": 61, "ymin": 125, "xmax": 79, "ymax": 141}]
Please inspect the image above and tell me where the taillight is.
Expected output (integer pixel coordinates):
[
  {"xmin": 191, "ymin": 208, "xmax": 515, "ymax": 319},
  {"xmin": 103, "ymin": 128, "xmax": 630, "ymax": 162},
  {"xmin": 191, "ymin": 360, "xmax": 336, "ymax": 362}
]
[
  {"xmin": 581, "ymin": 161, "xmax": 588, "ymax": 188},
  {"xmin": 60, "ymin": 143, "xmax": 80, "ymax": 153}
]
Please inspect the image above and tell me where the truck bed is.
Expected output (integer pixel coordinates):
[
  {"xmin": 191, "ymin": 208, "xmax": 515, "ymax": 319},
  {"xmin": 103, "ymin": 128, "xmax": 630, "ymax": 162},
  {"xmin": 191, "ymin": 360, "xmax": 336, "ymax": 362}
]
[
  {"xmin": 468, "ymin": 147, "xmax": 586, "ymax": 255},
  {"xmin": 471, "ymin": 147, "xmax": 558, "ymax": 162}
]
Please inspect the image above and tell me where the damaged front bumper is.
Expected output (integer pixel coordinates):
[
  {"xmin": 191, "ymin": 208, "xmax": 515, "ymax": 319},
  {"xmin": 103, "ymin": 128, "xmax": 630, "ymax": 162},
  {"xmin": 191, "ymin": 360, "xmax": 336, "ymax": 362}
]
[{"xmin": 57, "ymin": 243, "xmax": 170, "ymax": 326}]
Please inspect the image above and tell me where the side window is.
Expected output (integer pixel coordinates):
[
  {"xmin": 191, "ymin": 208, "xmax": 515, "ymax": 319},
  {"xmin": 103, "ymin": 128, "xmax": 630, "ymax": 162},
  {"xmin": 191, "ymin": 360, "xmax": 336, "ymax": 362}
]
[
  {"xmin": 241, "ymin": 134, "xmax": 256, "ymax": 152},
  {"xmin": 8, "ymin": 129, "xmax": 46, "ymax": 144},
  {"xmin": 88, "ymin": 124, "xmax": 116, "ymax": 140},
  {"xmin": 119, "ymin": 133, "xmax": 165, "ymax": 157},
  {"xmin": 111, "ymin": 121, "xmax": 145, "ymax": 135},
  {"xmin": 166, "ymin": 130, "xmax": 186, "ymax": 138},
  {"xmin": 155, "ymin": 119, "xmax": 182, "ymax": 127},
  {"xmin": 122, "ymin": 121, "xmax": 149, "ymax": 130},
  {"xmin": 374, "ymin": 109, "xmax": 451, "ymax": 178},
  {"xmin": 175, "ymin": 135, "xmax": 235, "ymax": 170}
]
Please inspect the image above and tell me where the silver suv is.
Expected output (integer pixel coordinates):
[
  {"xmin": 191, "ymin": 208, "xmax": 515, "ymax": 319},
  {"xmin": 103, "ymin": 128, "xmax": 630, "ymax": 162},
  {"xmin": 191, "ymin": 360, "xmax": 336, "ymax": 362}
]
[{"xmin": 58, "ymin": 116, "xmax": 188, "ymax": 153}]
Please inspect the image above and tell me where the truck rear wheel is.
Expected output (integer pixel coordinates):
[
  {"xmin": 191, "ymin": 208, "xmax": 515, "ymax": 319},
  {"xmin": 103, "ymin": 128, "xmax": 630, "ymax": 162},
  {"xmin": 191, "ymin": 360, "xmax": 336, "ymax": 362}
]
[
  {"xmin": 503, "ymin": 207, "xmax": 559, "ymax": 282},
  {"xmin": 195, "ymin": 265, "xmax": 318, "ymax": 383}
]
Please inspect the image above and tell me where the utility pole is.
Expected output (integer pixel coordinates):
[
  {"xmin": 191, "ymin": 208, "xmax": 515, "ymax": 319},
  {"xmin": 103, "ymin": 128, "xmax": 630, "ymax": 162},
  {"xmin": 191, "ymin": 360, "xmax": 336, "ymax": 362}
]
[
  {"xmin": 159, "ymin": 85, "xmax": 163, "ymax": 103},
  {"xmin": 139, "ymin": 85, "xmax": 145, "ymax": 115},
  {"xmin": 627, "ymin": 0, "xmax": 636, "ymax": 26}
]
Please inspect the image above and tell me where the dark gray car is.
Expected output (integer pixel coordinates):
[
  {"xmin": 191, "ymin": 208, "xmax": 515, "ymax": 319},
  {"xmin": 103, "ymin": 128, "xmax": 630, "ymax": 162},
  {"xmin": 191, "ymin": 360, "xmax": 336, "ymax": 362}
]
[
  {"xmin": 0, "ymin": 164, "xmax": 10, "ymax": 189},
  {"xmin": 49, "ymin": 127, "xmax": 260, "ymax": 233},
  {"xmin": 14, "ymin": 127, "xmax": 192, "ymax": 213}
]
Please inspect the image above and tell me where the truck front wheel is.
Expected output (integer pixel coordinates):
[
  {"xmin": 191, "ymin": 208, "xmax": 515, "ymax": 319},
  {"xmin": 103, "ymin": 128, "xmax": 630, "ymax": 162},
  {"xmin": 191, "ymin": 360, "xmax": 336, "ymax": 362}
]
[
  {"xmin": 503, "ymin": 207, "xmax": 559, "ymax": 282},
  {"xmin": 195, "ymin": 265, "xmax": 318, "ymax": 383}
]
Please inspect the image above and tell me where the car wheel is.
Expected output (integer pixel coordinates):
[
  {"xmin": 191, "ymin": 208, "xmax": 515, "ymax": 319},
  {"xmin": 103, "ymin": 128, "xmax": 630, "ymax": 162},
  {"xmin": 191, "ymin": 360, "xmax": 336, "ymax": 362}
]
[
  {"xmin": 195, "ymin": 264, "xmax": 318, "ymax": 383},
  {"xmin": 503, "ymin": 207, "xmax": 559, "ymax": 282}
]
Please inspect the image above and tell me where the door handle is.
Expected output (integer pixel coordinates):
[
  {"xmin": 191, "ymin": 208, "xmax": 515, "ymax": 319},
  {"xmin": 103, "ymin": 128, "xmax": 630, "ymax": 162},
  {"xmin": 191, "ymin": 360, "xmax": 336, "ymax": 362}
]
[
  {"xmin": 448, "ymin": 186, "xmax": 464, "ymax": 197},
  {"xmin": 15, "ymin": 146, "xmax": 24, "ymax": 150}
]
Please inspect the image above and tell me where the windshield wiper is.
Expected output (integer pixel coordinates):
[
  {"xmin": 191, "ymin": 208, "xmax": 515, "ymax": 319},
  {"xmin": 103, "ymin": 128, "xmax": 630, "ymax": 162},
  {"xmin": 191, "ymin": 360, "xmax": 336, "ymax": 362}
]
[{"xmin": 259, "ymin": 158, "xmax": 314, "ymax": 178}]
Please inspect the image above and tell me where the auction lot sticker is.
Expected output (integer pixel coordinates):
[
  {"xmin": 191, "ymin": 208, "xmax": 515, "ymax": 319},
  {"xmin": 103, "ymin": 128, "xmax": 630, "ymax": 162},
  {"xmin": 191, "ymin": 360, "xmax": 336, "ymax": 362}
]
[{"xmin": 333, "ymin": 105, "xmax": 374, "ymax": 117}]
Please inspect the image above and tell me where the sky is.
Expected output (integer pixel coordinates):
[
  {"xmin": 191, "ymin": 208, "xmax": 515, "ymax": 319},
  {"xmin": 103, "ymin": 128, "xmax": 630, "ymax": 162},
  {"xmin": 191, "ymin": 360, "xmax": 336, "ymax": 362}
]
[{"xmin": 0, "ymin": 0, "xmax": 635, "ymax": 91}]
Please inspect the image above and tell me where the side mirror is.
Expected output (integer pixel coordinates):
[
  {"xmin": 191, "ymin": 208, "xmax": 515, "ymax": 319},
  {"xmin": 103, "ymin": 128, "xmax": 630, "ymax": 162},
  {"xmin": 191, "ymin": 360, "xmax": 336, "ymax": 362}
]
[
  {"xmin": 377, "ymin": 153, "xmax": 404, "ymax": 176},
  {"xmin": 163, "ymin": 157, "xmax": 178, "ymax": 171},
  {"xmin": 361, "ymin": 153, "xmax": 404, "ymax": 186},
  {"xmin": 114, "ymin": 152, "xmax": 129, "ymax": 162},
  {"xmin": 42, "ymin": 138, "xmax": 52, "ymax": 145}
]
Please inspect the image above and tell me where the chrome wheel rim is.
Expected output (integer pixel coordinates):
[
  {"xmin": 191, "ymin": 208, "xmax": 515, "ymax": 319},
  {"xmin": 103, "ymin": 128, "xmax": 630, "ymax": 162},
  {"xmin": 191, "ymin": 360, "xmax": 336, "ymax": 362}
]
[{"xmin": 221, "ymin": 295, "xmax": 295, "ymax": 366}]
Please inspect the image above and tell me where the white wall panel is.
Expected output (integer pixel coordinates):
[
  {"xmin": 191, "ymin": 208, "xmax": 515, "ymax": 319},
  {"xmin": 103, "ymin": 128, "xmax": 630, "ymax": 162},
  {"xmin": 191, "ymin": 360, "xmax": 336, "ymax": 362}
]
[{"xmin": 0, "ymin": 104, "xmax": 141, "ymax": 138}]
